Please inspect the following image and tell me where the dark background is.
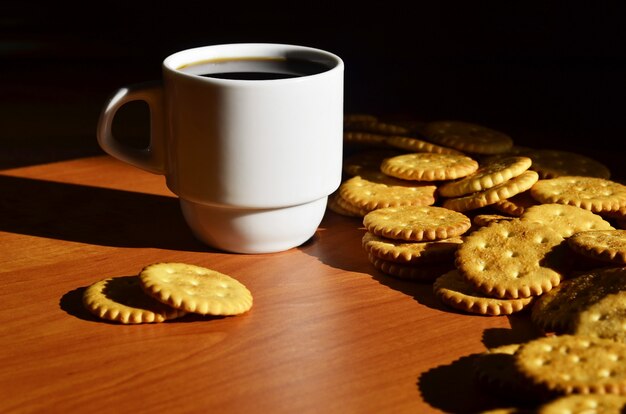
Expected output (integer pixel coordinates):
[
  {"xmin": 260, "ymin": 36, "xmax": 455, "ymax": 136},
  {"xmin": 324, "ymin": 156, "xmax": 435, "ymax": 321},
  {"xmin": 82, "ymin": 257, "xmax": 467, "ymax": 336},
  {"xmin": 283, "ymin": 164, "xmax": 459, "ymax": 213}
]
[{"xmin": 3, "ymin": 2, "xmax": 626, "ymax": 175}]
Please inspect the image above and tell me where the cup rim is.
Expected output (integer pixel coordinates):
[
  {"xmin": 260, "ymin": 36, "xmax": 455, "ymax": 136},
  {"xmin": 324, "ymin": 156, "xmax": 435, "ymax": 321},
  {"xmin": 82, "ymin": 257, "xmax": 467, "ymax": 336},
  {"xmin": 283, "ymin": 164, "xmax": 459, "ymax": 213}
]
[{"xmin": 162, "ymin": 43, "xmax": 343, "ymax": 84}]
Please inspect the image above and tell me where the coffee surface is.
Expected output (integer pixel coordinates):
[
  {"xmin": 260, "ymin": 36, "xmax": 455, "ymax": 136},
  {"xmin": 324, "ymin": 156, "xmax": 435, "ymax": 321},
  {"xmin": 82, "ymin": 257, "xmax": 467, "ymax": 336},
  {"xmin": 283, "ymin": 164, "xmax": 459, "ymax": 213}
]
[{"xmin": 178, "ymin": 57, "xmax": 329, "ymax": 80}]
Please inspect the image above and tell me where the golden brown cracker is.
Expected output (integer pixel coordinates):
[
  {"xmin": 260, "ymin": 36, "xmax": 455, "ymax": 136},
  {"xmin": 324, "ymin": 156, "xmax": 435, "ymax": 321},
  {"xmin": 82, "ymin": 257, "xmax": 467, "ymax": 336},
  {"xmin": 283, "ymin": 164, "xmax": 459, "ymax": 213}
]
[
  {"xmin": 530, "ymin": 176, "xmax": 626, "ymax": 214},
  {"xmin": 82, "ymin": 275, "xmax": 187, "ymax": 324},
  {"xmin": 455, "ymin": 219, "xmax": 566, "ymax": 299},
  {"xmin": 139, "ymin": 262, "xmax": 253, "ymax": 316},
  {"xmin": 385, "ymin": 135, "xmax": 465, "ymax": 155},
  {"xmin": 380, "ymin": 152, "xmax": 479, "ymax": 181},
  {"xmin": 434, "ymin": 270, "xmax": 533, "ymax": 316},
  {"xmin": 338, "ymin": 169, "xmax": 437, "ymax": 212},
  {"xmin": 530, "ymin": 267, "xmax": 626, "ymax": 334},
  {"xmin": 571, "ymin": 291, "xmax": 626, "ymax": 344},
  {"xmin": 438, "ymin": 156, "xmax": 532, "ymax": 198},
  {"xmin": 362, "ymin": 231, "xmax": 462, "ymax": 264},
  {"xmin": 514, "ymin": 334, "xmax": 626, "ymax": 395},
  {"xmin": 567, "ymin": 230, "xmax": 626, "ymax": 265},
  {"xmin": 363, "ymin": 205, "xmax": 472, "ymax": 242},
  {"xmin": 520, "ymin": 203, "xmax": 615, "ymax": 238},
  {"xmin": 536, "ymin": 394, "xmax": 626, "ymax": 414},
  {"xmin": 523, "ymin": 149, "xmax": 611, "ymax": 179},
  {"xmin": 442, "ymin": 170, "xmax": 539, "ymax": 213},
  {"xmin": 423, "ymin": 120, "xmax": 514, "ymax": 155}
]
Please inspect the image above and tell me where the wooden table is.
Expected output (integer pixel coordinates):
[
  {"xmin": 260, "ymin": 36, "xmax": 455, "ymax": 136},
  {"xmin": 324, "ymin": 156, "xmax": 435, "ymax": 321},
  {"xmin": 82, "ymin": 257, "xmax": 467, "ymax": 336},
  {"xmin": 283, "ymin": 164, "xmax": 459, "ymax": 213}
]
[{"xmin": 0, "ymin": 155, "xmax": 542, "ymax": 413}]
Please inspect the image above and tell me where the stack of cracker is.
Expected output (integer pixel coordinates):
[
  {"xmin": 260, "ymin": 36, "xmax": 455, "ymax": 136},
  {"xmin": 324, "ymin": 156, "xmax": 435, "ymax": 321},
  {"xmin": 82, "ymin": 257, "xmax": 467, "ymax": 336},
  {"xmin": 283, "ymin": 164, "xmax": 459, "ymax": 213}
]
[
  {"xmin": 361, "ymin": 205, "xmax": 470, "ymax": 282},
  {"xmin": 82, "ymin": 262, "xmax": 253, "ymax": 324},
  {"xmin": 339, "ymin": 115, "xmax": 626, "ymax": 410}
]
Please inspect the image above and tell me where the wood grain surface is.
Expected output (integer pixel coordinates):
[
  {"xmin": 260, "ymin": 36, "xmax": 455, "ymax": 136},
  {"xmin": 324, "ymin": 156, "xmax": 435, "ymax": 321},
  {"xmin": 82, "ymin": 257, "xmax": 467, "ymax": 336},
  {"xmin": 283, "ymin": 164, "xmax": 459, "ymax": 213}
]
[{"xmin": 0, "ymin": 155, "xmax": 546, "ymax": 413}]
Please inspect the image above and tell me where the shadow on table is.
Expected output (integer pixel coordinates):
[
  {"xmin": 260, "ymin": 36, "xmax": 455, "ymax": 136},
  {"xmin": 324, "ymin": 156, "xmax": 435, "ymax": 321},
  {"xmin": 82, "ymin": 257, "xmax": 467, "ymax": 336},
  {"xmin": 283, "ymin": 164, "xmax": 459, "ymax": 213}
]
[
  {"xmin": 0, "ymin": 175, "xmax": 208, "ymax": 251},
  {"xmin": 417, "ymin": 313, "xmax": 545, "ymax": 413}
]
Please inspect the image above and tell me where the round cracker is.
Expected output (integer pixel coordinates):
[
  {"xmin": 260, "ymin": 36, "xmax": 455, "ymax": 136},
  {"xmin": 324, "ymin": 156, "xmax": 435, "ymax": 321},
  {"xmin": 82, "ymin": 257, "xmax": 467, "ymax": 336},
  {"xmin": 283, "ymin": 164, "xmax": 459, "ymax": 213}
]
[
  {"xmin": 423, "ymin": 120, "xmax": 514, "ymax": 155},
  {"xmin": 362, "ymin": 231, "xmax": 462, "ymax": 264},
  {"xmin": 455, "ymin": 219, "xmax": 567, "ymax": 299},
  {"xmin": 572, "ymin": 291, "xmax": 626, "ymax": 344},
  {"xmin": 530, "ymin": 273, "xmax": 603, "ymax": 334},
  {"xmin": 530, "ymin": 176, "xmax": 626, "ymax": 214},
  {"xmin": 520, "ymin": 203, "xmax": 615, "ymax": 238},
  {"xmin": 139, "ymin": 263, "xmax": 253, "ymax": 316},
  {"xmin": 441, "ymin": 170, "xmax": 539, "ymax": 213},
  {"xmin": 536, "ymin": 394, "xmax": 626, "ymax": 414},
  {"xmin": 363, "ymin": 205, "xmax": 471, "ymax": 242},
  {"xmin": 338, "ymin": 169, "xmax": 437, "ymax": 212},
  {"xmin": 434, "ymin": 270, "xmax": 533, "ymax": 316},
  {"xmin": 514, "ymin": 334, "xmax": 626, "ymax": 395},
  {"xmin": 438, "ymin": 156, "xmax": 532, "ymax": 198},
  {"xmin": 82, "ymin": 275, "xmax": 187, "ymax": 324},
  {"xmin": 523, "ymin": 148, "xmax": 611, "ymax": 179},
  {"xmin": 567, "ymin": 230, "xmax": 626, "ymax": 265},
  {"xmin": 380, "ymin": 152, "xmax": 479, "ymax": 181}
]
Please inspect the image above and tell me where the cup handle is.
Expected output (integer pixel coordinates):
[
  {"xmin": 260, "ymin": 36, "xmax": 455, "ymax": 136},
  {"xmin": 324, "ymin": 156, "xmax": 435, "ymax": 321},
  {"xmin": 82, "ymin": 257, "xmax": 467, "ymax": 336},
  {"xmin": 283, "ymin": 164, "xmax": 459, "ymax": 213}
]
[{"xmin": 97, "ymin": 81, "xmax": 166, "ymax": 174}]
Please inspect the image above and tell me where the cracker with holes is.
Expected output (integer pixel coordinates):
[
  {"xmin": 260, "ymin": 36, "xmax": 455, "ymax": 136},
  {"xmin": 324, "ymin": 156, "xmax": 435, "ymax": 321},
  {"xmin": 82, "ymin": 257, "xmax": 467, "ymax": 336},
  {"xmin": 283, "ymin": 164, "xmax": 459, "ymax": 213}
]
[
  {"xmin": 520, "ymin": 203, "xmax": 614, "ymax": 238},
  {"xmin": 139, "ymin": 262, "xmax": 253, "ymax": 316},
  {"xmin": 455, "ymin": 219, "xmax": 567, "ymax": 298},
  {"xmin": 422, "ymin": 120, "xmax": 514, "ymax": 155},
  {"xmin": 530, "ymin": 275, "xmax": 598, "ymax": 334},
  {"xmin": 572, "ymin": 290, "xmax": 626, "ymax": 344},
  {"xmin": 530, "ymin": 176, "xmax": 626, "ymax": 214},
  {"xmin": 82, "ymin": 275, "xmax": 187, "ymax": 324},
  {"xmin": 433, "ymin": 270, "xmax": 533, "ymax": 316},
  {"xmin": 380, "ymin": 152, "xmax": 479, "ymax": 181},
  {"xmin": 513, "ymin": 334, "xmax": 626, "ymax": 396},
  {"xmin": 442, "ymin": 170, "xmax": 538, "ymax": 212},
  {"xmin": 362, "ymin": 231, "xmax": 462, "ymax": 265},
  {"xmin": 363, "ymin": 205, "xmax": 471, "ymax": 242},
  {"xmin": 536, "ymin": 394, "xmax": 626, "ymax": 414},
  {"xmin": 338, "ymin": 169, "xmax": 437, "ymax": 212},
  {"xmin": 567, "ymin": 229, "xmax": 626, "ymax": 265},
  {"xmin": 530, "ymin": 267, "xmax": 626, "ymax": 334},
  {"xmin": 523, "ymin": 148, "xmax": 611, "ymax": 179},
  {"xmin": 438, "ymin": 156, "xmax": 532, "ymax": 198}
]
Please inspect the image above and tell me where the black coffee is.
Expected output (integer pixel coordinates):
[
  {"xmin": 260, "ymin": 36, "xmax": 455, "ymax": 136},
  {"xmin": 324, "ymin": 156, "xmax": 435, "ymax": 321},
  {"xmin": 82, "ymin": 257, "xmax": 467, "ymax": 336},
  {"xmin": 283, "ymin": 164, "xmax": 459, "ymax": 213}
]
[{"xmin": 178, "ymin": 57, "xmax": 330, "ymax": 80}]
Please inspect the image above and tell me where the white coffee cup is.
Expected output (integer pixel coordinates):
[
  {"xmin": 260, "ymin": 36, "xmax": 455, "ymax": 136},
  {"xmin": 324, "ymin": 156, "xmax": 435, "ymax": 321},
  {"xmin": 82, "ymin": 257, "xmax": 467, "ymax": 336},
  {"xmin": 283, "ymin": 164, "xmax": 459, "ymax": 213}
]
[{"xmin": 97, "ymin": 43, "xmax": 344, "ymax": 253}]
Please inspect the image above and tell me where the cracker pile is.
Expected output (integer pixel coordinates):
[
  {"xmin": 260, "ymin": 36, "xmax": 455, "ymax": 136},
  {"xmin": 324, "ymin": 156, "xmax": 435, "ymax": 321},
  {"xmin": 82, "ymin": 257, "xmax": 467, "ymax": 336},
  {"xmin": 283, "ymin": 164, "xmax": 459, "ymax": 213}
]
[
  {"xmin": 82, "ymin": 262, "xmax": 253, "ymax": 324},
  {"xmin": 335, "ymin": 114, "xmax": 626, "ymax": 410}
]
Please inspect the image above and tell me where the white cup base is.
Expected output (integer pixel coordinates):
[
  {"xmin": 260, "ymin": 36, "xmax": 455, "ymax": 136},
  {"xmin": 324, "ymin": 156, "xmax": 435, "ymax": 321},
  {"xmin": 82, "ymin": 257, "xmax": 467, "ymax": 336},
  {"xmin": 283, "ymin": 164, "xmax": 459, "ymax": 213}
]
[{"xmin": 179, "ymin": 197, "xmax": 328, "ymax": 254}]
